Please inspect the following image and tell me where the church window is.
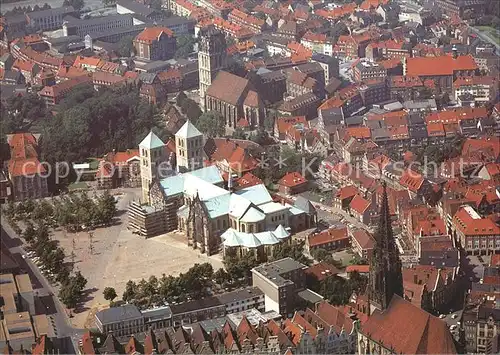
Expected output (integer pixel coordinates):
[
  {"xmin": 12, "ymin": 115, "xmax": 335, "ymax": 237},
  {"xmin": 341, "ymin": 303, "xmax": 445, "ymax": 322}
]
[
  {"xmin": 249, "ymin": 225, "xmax": 253, "ymax": 233},
  {"xmin": 241, "ymin": 224, "xmax": 246, "ymax": 232},
  {"xmin": 223, "ymin": 219, "xmax": 227, "ymax": 228}
]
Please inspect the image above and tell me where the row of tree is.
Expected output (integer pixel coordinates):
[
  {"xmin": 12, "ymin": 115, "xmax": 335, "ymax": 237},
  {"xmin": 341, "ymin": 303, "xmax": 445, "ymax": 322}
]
[
  {"xmin": 121, "ymin": 263, "xmax": 215, "ymax": 308},
  {"xmin": 3, "ymin": 191, "xmax": 117, "ymax": 231},
  {"xmin": 21, "ymin": 223, "xmax": 88, "ymax": 308}
]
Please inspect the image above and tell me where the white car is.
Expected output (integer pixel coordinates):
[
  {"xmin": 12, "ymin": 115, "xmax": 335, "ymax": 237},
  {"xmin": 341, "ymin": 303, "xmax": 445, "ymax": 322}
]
[
  {"xmin": 451, "ymin": 314, "xmax": 458, "ymax": 319},
  {"xmin": 439, "ymin": 314, "xmax": 446, "ymax": 319}
]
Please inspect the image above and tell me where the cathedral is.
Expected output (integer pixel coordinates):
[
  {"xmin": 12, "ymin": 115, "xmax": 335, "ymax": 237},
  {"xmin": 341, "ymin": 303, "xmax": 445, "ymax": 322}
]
[
  {"xmin": 129, "ymin": 123, "xmax": 317, "ymax": 256},
  {"xmin": 355, "ymin": 183, "xmax": 458, "ymax": 354}
]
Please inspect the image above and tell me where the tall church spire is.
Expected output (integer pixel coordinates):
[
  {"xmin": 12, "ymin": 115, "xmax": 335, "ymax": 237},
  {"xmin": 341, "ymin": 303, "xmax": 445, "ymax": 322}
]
[{"xmin": 368, "ymin": 182, "xmax": 404, "ymax": 312}]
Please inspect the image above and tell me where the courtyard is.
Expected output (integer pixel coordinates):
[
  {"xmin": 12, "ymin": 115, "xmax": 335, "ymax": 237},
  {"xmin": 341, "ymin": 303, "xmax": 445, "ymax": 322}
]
[{"xmin": 50, "ymin": 188, "xmax": 223, "ymax": 328}]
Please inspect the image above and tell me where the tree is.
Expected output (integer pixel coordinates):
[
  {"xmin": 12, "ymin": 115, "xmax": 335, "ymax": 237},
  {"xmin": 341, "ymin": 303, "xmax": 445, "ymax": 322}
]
[
  {"xmin": 232, "ymin": 127, "xmax": 247, "ymax": 139},
  {"xmin": 175, "ymin": 35, "xmax": 196, "ymax": 59},
  {"xmin": 103, "ymin": 287, "xmax": 118, "ymax": 301},
  {"xmin": 122, "ymin": 280, "xmax": 138, "ymax": 303},
  {"xmin": 320, "ymin": 276, "xmax": 350, "ymax": 305},
  {"xmin": 59, "ymin": 282, "xmax": 81, "ymax": 309},
  {"xmin": 311, "ymin": 248, "xmax": 331, "ymax": 262},
  {"xmin": 271, "ymin": 240, "xmax": 312, "ymax": 266},
  {"xmin": 250, "ymin": 128, "xmax": 268, "ymax": 145},
  {"xmin": 63, "ymin": 0, "xmax": 85, "ymax": 11},
  {"xmin": 214, "ymin": 268, "xmax": 231, "ymax": 286},
  {"xmin": 2, "ymin": 93, "xmax": 47, "ymax": 133},
  {"xmin": 97, "ymin": 190, "xmax": 117, "ymax": 225},
  {"xmin": 117, "ymin": 36, "xmax": 135, "ymax": 57},
  {"xmin": 73, "ymin": 271, "xmax": 88, "ymax": 291},
  {"xmin": 180, "ymin": 98, "xmax": 202, "ymax": 122},
  {"xmin": 22, "ymin": 222, "xmax": 36, "ymax": 244},
  {"xmin": 176, "ymin": 91, "xmax": 188, "ymax": 107},
  {"xmin": 197, "ymin": 111, "xmax": 225, "ymax": 137}
]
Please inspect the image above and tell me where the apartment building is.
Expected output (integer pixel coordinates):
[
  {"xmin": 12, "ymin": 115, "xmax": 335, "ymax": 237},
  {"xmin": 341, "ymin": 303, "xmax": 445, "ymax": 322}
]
[
  {"xmin": 452, "ymin": 205, "xmax": 500, "ymax": 255},
  {"xmin": 353, "ymin": 60, "xmax": 387, "ymax": 83},
  {"xmin": 228, "ymin": 9, "xmax": 265, "ymax": 33},
  {"xmin": 251, "ymin": 258, "xmax": 307, "ymax": 316},
  {"xmin": 453, "ymin": 76, "xmax": 498, "ymax": 107},
  {"xmin": 26, "ymin": 6, "xmax": 76, "ymax": 31}
]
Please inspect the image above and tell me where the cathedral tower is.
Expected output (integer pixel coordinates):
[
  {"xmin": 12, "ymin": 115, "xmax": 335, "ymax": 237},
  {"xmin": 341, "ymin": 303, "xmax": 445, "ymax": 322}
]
[
  {"xmin": 139, "ymin": 131, "xmax": 167, "ymax": 204},
  {"xmin": 175, "ymin": 120, "xmax": 204, "ymax": 173},
  {"xmin": 368, "ymin": 183, "xmax": 404, "ymax": 313},
  {"xmin": 198, "ymin": 26, "xmax": 227, "ymax": 111}
]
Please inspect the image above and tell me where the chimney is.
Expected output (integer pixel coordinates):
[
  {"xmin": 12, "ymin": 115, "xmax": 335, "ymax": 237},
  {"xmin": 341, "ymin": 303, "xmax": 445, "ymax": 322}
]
[
  {"xmin": 452, "ymin": 45, "xmax": 458, "ymax": 59},
  {"xmin": 413, "ymin": 274, "xmax": 418, "ymax": 284}
]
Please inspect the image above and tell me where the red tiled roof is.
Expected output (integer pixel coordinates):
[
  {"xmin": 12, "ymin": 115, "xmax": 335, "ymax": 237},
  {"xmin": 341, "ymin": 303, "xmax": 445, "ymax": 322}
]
[
  {"xmin": 292, "ymin": 312, "xmax": 318, "ymax": 339},
  {"xmin": 406, "ymin": 55, "xmax": 478, "ymax": 77},
  {"xmin": 346, "ymin": 264, "xmax": 370, "ymax": 273},
  {"xmin": 399, "ymin": 169, "xmax": 424, "ymax": 193},
  {"xmin": 351, "ymin": 229, "xmax": 375, "ymax": 250},
  {"xmin": 337, "ymin": 185, "xmax": 359, "ymax": 200},
  {"xmin": 305, "ymin": 262, "xmax": 341, "ymax": 281},
  {"xmin": 283, "ymin": 319, "xmax": 303, "ymax": 346},
  {"xmin": 414, "ymin": 218, "xmax": 447, "ymax": 237},
  {"xmin": 426, "ymin": 107, "xmax": 488, "ymax": 124},
  {"xmin": 453, "ymin": 206, "xmax": 500, "ymax": 236},
  {"xmin": 135, "ymin": 27, "xmax": 174, "ymax": 43},
  {"xmin": 56, "ymin": 65, "xmax": 87, "ymax": 79},
  {"xmin": 12, "ymin": 58, "xmax": 37, "ymax": 73},
  {"xmin": 346, "ymin": 127, "xmax": 371, "ymax": 139},
  {"xmin": 361, "ymin": 295, "xmax": 457, "ymax": 354},
  {"xmin": 349, "ymin": 194, "xmax": 371, "ymax": 214},
  {"xmin": 73, "ymin": 55, "xmax": 101, "ymax": 68},
  {"xmin": 315, "ymin": 301, "xmax": 355, "ymax": 334},
  {"xmin": 236, "ymin": 172, "xmax": 262, "ymax": 189},
  {"xmin": 462, "ymin": 137, "xmax": 500, "ymax": 161},
  {"xmin": 279, "ymin": 171, "xmax": 307, "ymax": 188},
  {"xmin": 308, "ymin": 226, "xmax": 348, "ymax": 247},
  {"xmin": 454, "ymin": 75, "xmax": 497, "ymax": 87}
]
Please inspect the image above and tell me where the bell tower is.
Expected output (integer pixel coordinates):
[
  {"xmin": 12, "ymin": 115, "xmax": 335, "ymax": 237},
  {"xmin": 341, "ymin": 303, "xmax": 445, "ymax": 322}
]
[
  {"xmin": 139, "ymin": 131, "xmax": 167, "ymax": 204},
  {"xmin": 198, "ymin": 26, "xmax": 227, "ymax": 111}
]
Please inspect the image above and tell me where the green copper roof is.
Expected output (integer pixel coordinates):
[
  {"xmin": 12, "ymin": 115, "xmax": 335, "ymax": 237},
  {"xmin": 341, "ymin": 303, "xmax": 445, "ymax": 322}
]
[
  {"xmin": 176, "ymin": 120, "xmax": 202, "ymax": 139},
  {"xmin": 139, "ymin": 131, "xmax": 165, "ymax": 149}
]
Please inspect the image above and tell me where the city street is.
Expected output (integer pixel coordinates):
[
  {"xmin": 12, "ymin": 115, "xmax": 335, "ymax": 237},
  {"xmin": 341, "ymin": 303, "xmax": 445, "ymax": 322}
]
[{"xmin": 1, "ymin": 222, "xmax": 83, "ymax": 353}]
